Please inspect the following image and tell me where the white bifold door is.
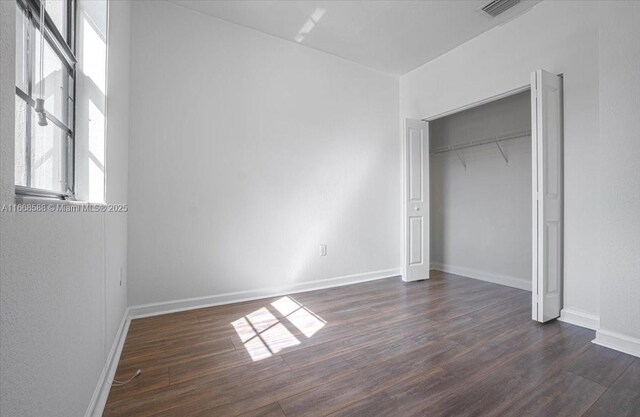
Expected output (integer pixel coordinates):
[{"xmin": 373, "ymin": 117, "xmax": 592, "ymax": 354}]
[
  {"xmin": 403, "ymin": 119, "xmax": 430, "ymax": 282},
  {"xmin": 531, "ymin": 69, "xmax": 563, "ymax": 322}
]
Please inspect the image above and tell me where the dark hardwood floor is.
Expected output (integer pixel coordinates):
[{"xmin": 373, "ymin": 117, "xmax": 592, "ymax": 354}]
[{"xmin": 104, "ymin": 271, "xmax": 639, "ymax": 417}]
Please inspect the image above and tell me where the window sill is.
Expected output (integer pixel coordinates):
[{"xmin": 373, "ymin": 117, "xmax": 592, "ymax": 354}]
[
  {"xmin": 14, "ymin": 186, "xmax": 107, "ymax": 207},
  {"xmin": 15, "ymin": 195, "xmax": 107, "ymax": 207}
]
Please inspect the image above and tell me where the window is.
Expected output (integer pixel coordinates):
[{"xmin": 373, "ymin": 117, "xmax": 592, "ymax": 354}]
[{"xmin": 15, "ymin": 0, "xmax": 76, "ymax": 199}]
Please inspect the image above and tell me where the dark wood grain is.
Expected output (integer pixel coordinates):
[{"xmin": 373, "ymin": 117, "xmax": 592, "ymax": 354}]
[
  {"xmin": 567, "ymin": 344, "xmax": 636, "ymax": 387},
  {"xmin": 237, "ymin": 402, "xmax": 286, "ymax": 417},
  {"xmin": 500, "ymin": 372, "xmax": 606, "ymax": 417},
  {"xmin": 584, "ymin": 359, "xmax": 640, "ymax": 417},
  {"xmin": 103, "ymin": 272, "xmax": 638, "ymax": 417}
]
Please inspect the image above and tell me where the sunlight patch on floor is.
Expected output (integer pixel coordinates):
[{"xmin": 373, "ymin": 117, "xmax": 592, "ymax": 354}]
[
  {"xmin": 273, "ymin": 296, "xmax": 326, "ymax": 338},
  {"xmin": 231, "ymin": 296, "xmax": 326, "ymax": 361}
]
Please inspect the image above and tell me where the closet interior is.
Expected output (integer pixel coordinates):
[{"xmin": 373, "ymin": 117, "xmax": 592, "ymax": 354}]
[{"xmin": 429, "ymin": 90, "xmax": 533, "ymax": 290}]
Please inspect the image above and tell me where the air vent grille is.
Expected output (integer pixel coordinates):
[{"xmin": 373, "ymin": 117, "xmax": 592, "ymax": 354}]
[{"xmin": 481, "ymin": 0, "xmax": 521, "ymax": 17}]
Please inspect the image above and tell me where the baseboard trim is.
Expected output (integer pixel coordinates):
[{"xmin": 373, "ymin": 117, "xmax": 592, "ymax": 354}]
[
  {"xmin": 594, "ymin": 328, "xmax": 640, "ymax": 358},
  {"xmin": 430, "ymin": 263, "xmax": 531, "ymax": 291},
  {"xmin": 85, "ymin": 308, "xmax": 131, "ymax": 417},
  {"xmin": 128, "ymin": 268, "xmax": 401, "ymax": 319},
  {"xmin": 558, "ymin": 308, "xmax": 600, "ymax": 331}
]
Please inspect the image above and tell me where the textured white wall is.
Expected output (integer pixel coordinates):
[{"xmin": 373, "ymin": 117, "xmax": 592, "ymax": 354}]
[
  {"xmin": 127, "ymin": 1, "xmax": 400, "ymax": 306},
  {"xmin": 0, "ymin": 0, "xmax": 16, "ymax": 207},
  {"xmin": 104, "ymin": 0, "xmax": 131, "ymax": 357},
  {"xmin": 0, "ymin": 1, "xmax": 131, "ymax": 416},
  {"xmin": 401, "ymin": 1, "xmax": 600, "ymax": 319},
  {"xmin": 430, "ymin": 92, "xmax": 532, "ymax": 288},
  {"xmin": 598, "ymin": 1, "xmax": 640, "ymax": 340}
]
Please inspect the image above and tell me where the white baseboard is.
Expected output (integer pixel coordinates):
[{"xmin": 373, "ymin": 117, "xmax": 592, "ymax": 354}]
[
  {"xmin": 85, "ymin": 308, "xmax": 131, "ymax": 417},
  {"xmin": 594, "ymin": 328, "xmax": 640, "ymax": 358},
  {"xmin": 430, "ymin": 262, "xmax": 531, "ymax": 291},
  {"xmin": 558, "ymin": 307, "xmax": 600, "ymax": 330},
  {"xmin": 128, "ymin": 268, "xmax": 401, "ymax": 319}
]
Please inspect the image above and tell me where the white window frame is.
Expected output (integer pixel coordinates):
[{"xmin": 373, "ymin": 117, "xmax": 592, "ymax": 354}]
[{"xmin": 15, "ymin": 0, "xmax": 77, "ymax": 199}]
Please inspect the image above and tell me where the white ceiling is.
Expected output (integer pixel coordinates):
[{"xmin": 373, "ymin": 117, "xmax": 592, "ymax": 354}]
[{"xmin": 168, "ymin": 0, "xmax": 542, "ymax": 76}]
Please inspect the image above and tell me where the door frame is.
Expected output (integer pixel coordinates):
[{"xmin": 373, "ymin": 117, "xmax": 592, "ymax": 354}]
[
  {"xmin": 402, "ymin": 76, "xmax": 563, "ymax": 320},
  {"xmin": 421, "ymin": 85, "xmax": 531, "ymax": 123}
]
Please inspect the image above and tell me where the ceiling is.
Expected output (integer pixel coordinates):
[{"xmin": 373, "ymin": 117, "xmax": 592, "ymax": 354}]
[{"xmin": 168, "ymin": 0, "xmax": 542, "ymax": 76}]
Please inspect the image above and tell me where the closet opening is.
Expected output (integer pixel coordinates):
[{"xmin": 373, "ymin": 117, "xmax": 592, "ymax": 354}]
[
  {"xmin": 428, "ymin": 90, "xmax": 533, "ymax": 294},
  {"xmin": 403, "ymin": 70, "xmax": 564, "ymax": 323}
]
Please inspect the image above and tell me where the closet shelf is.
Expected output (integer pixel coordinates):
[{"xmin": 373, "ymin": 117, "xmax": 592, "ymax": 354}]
[{"xmin": 430, "ymin": 129, "xmax": 532, "ymax": 155}]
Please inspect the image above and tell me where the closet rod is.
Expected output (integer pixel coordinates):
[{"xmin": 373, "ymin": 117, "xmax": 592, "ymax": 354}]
[{"xmin": 430, "ymin": 129, "xmax": 532, "ymax": 155}]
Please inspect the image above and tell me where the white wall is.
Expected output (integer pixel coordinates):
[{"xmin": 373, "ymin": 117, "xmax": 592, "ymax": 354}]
[
  {"xmin": 597, "ymin": 2, "xmax": 640, "ymax": 342},
  {"xmin": 430, "ymin": 91, "xmax": 532, "ymax": 289},
  {"xmin": 127, "ymin": 1, "xmax": 400, "ymax": 306},
  {"xmin": 0, "ymin": 1, "xmax": 131, "ymax": 416},
  {"xmin": 104, "ymin": 0, "xmax": 131, "ymax": 363},
  {"xmin": 401, "ymin": 1, "xmax": 600, "ymax": 319}
]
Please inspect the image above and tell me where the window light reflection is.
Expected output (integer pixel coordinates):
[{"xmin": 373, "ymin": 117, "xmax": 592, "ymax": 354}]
[{"xmin": 231, "ymin": 296, "xmax": 326, "ymax": 361}]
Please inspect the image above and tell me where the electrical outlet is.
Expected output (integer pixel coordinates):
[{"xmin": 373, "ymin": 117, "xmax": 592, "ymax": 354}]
[{"xmin": 320, "ymin": 244, "xmax": 327, "ymax": 256}]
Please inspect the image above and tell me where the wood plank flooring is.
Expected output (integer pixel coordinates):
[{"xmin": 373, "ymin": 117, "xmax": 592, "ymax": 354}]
[{"xmin": 104, "ymin": 272, "xmax": 639, "ymax": 417}]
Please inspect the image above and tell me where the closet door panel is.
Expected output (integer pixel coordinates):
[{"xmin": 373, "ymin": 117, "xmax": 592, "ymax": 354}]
[
  {"xmin": 403, "ymin": 119, "xmax": 430, "ymax": 282},
  {"xmin": 532, "ymin": 69, "xmax": 563, "ymax": 322}
]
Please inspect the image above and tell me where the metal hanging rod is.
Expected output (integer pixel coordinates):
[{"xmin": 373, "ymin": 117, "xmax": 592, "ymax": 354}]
[{"xmin": 430, "ymin": 129, "xmax": 532, "ymax": 155}]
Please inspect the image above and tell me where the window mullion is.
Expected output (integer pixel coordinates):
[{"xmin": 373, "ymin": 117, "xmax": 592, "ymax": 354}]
[
  {"xmin": 16, "ymin": 88, "xmax": 73, "ymax": 134},
  {"xmin": 44, "ymin": 110, "xmax": 72, "ymax": 135},
  {"xmin": 61, "ymin": 57, "xmax": 68, "ymax": 193},
  {"xmin": 24, "ymin": 0, "xmax": 76, "ymax": 67},
  {"xmin": 68, "ymin": 0, "xmax": 76, "ymax": 195},
  {"xmin": 25, "ymin": 8, "xmax": 34, "ymax": 188},
  {"xmin": 67, "ymin": 0, "xmax": 75, "ymax": 53}
]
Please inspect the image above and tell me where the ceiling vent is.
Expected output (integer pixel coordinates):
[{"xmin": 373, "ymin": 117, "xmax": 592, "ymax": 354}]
[{"xmin": 481, "ymin": 0, "xmax": 521, "ymax": 17}]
